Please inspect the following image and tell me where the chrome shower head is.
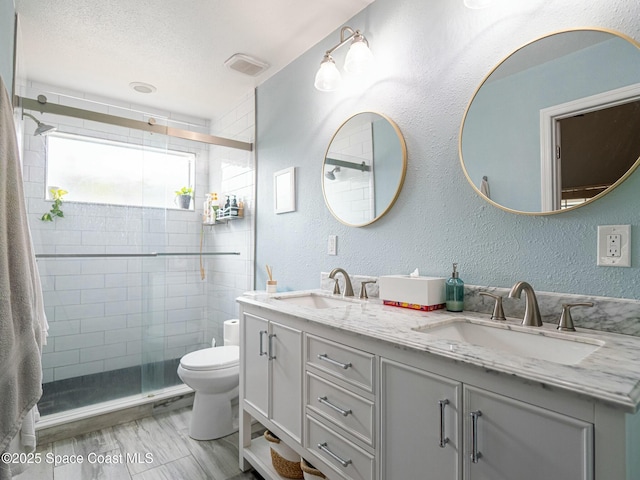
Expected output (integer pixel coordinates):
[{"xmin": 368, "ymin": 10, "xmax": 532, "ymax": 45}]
[
  {"xmin": 22, "ymin": 112, "xmax": 57, "ymax": 136},
  {"xmin": 325, "ymin": 166, "xmax": 341, "ymax": 180},
  {"xmin": 34, "ymin": 122, "xmax": 57, "ymax": 136}
]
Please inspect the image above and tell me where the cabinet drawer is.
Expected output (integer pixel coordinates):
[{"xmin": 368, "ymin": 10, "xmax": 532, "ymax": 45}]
[
  {"xmin": 306, "ymin": 372, "xmax": 374, "ymax": 446},
  {"xmin": 306, "ymin": 335, "xmax": 374, "ymax": 392},
  {"xmin": 306, "ymin": 415, "xmax": 374, "ymax": 480}
]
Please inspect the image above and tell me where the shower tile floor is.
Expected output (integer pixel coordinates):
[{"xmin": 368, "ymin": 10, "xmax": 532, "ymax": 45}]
[
  {"xmin": 14, "ymin": 407, "xmax": 264, "ymax": 480},
  {"xmin": 39, "ymin": 359, "xmax": 184, "ymax": 416}
]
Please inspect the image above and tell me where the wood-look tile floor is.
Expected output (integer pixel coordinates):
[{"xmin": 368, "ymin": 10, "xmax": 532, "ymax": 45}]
[{"xmin": 14, "ymin": 407, "xmax": 264, "ymax": 480}]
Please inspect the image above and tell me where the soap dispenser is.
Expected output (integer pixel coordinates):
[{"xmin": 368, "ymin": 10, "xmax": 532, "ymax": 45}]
[{"xmin": 446, "ymin": 263, "xmax": 464, "ymax": 312}]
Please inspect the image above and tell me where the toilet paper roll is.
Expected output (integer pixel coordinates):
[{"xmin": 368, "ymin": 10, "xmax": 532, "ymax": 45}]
[{"xmin": 224, "ymin": 318, "xmax": 240, "ymax": 346}]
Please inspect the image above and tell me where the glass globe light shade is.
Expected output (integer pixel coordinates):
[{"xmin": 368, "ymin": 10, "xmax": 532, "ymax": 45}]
[
  {"xmin": 344, "ymin": 40, "xmax": 374, "ymax": 75},
  {"xmin": 314, "ymin": 57, "xmax": 342, "ymax": 91}
]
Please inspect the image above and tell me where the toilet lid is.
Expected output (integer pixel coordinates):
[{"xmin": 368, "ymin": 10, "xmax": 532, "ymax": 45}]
[{"xmin": 180, "ymin": 346, "xmax": 239, "ymax": 371}]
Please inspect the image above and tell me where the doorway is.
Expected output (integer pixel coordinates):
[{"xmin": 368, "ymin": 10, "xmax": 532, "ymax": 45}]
[{"xmin": 540, "ymin": 83, "xmax": 640, "ymax": 211}]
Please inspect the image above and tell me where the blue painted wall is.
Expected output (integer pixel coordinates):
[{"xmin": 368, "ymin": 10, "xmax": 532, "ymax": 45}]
[
  {"xmin": 0, "ymin": 0, "xmax": 15, "ymax": 93},
  {"xmin": 372, "ymin": 118, "xmax": 402, "ymax": 216},
  {"xmin": 256, "ymin": 0, "xmax": 640, "ymax": 300}
]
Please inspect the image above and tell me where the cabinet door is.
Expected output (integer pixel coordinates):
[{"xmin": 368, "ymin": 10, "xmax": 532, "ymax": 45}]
[
  {"xmin": 242, "ymin": 312, "xmax": 269, "ymax": 418},
  {"xmin": 464, "ymin": 385, "xmax": 593, "ymax": 480},
  {"xmin": 270, "ymin": 321, "xmax": 302, "ymax": 442},
  {"xmin": 380, "ymin": 358, "xmax": 462, "ymax": 480}
]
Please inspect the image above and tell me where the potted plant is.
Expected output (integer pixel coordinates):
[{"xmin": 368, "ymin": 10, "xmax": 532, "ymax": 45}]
[
  {"xmin": 175, "ymin": 186, "xmax": 193, "ymax": 209},
  {"xmin": 41, "ymin": 187, "xmax": 68, "ymax": 222}
]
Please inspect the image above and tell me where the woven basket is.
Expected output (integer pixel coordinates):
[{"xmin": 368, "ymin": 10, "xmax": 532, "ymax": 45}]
[
  {"xmin": 264, "ymin": 430, "xmax": 303, "ymax": 479},
  {"xmin": 300, "ymin": 458, "xmax": 326, "ymax": 479}
]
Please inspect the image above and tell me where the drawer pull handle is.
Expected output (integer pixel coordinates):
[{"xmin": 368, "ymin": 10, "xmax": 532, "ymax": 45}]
[
  {"xmin": 470, "ymin": 410, "xmax": 482, "ymax": 463},
  {"xmin": 317, "ymin": 442, "xmax": 352, "ymax": 468},
  {"xmin": 317, "ymin": 353, "xmax": 352, "ymax": 370},
  {"xmin": 318, "ymin": 396, "xmax": 352, "ymax": 417},
  {"xmin": 268, "ymin": 333, "xmax": 276, "ymax": 360},
  {"xmin": 438, "ymin": 399, "xmax": 449, "ymax": 448},
  {"xmin": 258, "ymin": 330, "xmax": 268, "ymax": 356}
]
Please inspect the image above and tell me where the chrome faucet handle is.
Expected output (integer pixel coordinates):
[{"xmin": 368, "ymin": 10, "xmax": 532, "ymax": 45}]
[
  {"xmin": 332, "ymin": 278, "xmax": 341, "ymax": 295},
  {"xmin": 557, "ymin": 302, "xmax": 594, "ymax": 332},
  {"xmin": 479, "ymin": 292, "xmax": 506, "ymax": 321},
  {"xmin": 359, "ymin": 280, "xmax": 376, "ymax": 299}
]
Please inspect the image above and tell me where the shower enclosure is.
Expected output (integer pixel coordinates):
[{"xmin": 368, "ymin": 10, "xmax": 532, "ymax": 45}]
[
  {"xmin": 21, "ymin": 87, "xmax": 255, "ymax": 419},
  {"xmin": 36, "ymin": 249, "xmax": 238, "ymax": 416}
]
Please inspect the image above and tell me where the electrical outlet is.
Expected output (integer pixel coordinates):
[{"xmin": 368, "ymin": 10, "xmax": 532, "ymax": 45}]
[
  {"xmin": 607, "ymin": 234, "xmax": 621, "ymax": 257},
  {"xmin": 327, "ymin": 235, "xmax": 337, "ymax": 256},
  {"xmin": 597, "ymin": 225, "xmax": 631, "ymax": 267}
]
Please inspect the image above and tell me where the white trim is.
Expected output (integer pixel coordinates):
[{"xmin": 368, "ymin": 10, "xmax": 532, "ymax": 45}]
[{"xmin": 540, "ymin": 83, "xmax": 640, "ymax": 211}]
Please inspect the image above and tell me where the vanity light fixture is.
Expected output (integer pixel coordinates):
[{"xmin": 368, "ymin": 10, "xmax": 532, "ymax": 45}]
[
  {"xmin": 464, "ymin": 0, "xmax": 494, "ymax": 8},
  {"xmin": 314, "ymin": 26, "xmax": 374, "ymax": 92}
]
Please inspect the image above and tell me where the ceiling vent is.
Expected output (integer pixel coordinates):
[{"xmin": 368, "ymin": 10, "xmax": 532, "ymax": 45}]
[{"xmin": 224, "ymin": 53, "xmax": 270, "ymax": 77}]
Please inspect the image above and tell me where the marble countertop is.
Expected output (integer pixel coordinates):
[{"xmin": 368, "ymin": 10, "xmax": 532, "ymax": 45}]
[{"xmin": 238, "ymin": 289, "xmax": 640, "ymax": 413}]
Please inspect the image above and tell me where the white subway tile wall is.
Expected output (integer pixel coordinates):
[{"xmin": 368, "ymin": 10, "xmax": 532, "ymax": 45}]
[
  {"xmin": 204, "ymin": 90, "xmax": 256, "ymax": 346},
  {"xmin": 323, "ymin": 119, "xmax": 374, "ymax": 223},
  {"xmin": 23, "ymin": 82, "xmax": 255, "ymax": 387}
]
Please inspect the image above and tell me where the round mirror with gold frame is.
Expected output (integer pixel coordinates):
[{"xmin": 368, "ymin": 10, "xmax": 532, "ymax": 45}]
[
  {"xmin": 460, "ymin": 28, "xmax": 640, "ymax": 215},
  {"xmin": 322, "ymin": 112, "xmax": 407, "ymax": 226}
]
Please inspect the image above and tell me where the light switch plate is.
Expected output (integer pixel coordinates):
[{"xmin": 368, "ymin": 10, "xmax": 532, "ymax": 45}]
[
  {"xmin": 327, "ymin": 235, "xmax": 337, "ymax": 256},
  {"xmin": 597, "ymin": 225, "xmax": 631, "ymax": 267}
]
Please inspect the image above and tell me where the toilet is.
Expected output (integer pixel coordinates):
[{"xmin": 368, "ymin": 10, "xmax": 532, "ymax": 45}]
[{"xmin": 177, "ymin": 319, "xmax": 240, "ymax": 440}]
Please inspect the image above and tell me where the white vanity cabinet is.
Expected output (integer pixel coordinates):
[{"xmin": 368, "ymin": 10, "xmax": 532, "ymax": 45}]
[
  {"xmin": 304, "ymin": 335, "xmax": 376, "ymax": 480},
  {"xmin": 380, "ymin": 358, "xmax": 462, "ymax": 479},
  {"xmin": 380, "ymin": 356, "xmax": 593, "ymax": 480},
  {"xmin": 463, "ymin": 385, "xmax": 593, "ymax": 480},
  {"xmin": 241, "ymin": 310, "xmax": 302, "ymax": 442},
  {"xmin": 238, "ymin": 297, "xmax": 638, "ymax": 480}
]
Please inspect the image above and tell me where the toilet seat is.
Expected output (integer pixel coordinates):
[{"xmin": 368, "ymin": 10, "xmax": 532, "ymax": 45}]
[{"xmin": 180, "ymin": 346, "xmax": 239, "ymax": 371}]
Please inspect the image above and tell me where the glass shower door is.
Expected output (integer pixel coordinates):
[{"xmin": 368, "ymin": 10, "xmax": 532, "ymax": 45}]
[
  {"xmin": 140, "ymin": 124, "xmax": 170, "ymax": 396},
  {"xmin": 139, "ymin": 120, "xmax": 208, "ymax": 397}
]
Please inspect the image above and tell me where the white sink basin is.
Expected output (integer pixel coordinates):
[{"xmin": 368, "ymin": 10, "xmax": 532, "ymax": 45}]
[
  {"xmin": 272, "ymin": 293, "xmax": 360, "ymax": 309},
  {"xmin": 413, "ymin": 319, "xmax": 603, "ymax": 365}
]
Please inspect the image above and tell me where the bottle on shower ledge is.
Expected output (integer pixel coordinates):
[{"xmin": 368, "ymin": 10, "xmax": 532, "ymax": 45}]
[
  {"xmin": 230, "ymin": 195, "xmax": 238, "ymax": 216},
  {"xmin": 446, "ymin": 263, "xmax": 464, "ymax": 312}
]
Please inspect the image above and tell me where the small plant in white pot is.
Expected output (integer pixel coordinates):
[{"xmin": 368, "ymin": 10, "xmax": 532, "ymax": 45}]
[{"xmin": 174, "ymin": 186, "xmax": 193, "ymax": 209}]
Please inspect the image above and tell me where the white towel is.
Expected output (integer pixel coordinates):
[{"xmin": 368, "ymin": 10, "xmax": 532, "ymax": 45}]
[
  {"xmin": 0, "ymin": 75, "xmax": 47, "ymax": 479},
  {"xmin": 2, "ymin": 406, "xmax": 38, "ymax": 477}
]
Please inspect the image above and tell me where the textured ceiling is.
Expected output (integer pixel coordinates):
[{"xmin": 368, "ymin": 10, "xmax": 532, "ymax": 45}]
[{"xmin": 15, "ymin": 0, "xmax": 374, "ymax": 121}]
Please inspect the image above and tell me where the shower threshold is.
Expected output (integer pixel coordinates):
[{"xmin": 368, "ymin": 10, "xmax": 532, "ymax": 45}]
[
  {"xmin": 36, "ymin": 384, "xmax": 194, "ymax": 444},
  {"xmin": 39, "ymin": 358, "xmax": 184, "ymax": 416},
  {"xmin": 37, "ymin": 356, "xmax": 197, "ymax": 443}
]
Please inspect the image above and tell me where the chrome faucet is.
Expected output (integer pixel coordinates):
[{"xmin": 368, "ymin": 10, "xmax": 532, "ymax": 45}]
[
  {"xmin": 508, "ymin": 281, "xmax": 543, "ymax": 327},
  {"xmin": 329, "ymin": 268, "xmax": 355, "ymax": 297}
]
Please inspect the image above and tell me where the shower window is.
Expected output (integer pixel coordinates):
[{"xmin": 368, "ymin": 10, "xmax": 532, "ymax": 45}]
[{"xmin": 45, "ymin": 132, "xmax": 195, "ymax": 209}]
